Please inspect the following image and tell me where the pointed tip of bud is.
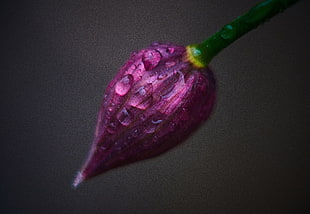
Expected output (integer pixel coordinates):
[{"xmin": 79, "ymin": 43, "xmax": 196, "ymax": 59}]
[{"xmin": 72, "ymin": 171, "xmax": 84, "ymax": 189}]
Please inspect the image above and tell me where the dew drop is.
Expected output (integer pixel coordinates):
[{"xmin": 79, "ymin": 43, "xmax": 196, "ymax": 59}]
[
  {"xmin": 131, "ymin": 64, "xmax": 137, "ymax": 70},
  {"xmin": 170, "ymin": 72, "xmax": 180, "ymax": 83},
  {"xmin": 166, "ymin": 47, "xmax": 174, "ymax": 54},
  {"xmin": 192, "ymin": 48, "xmax": 201, "ymax": 56},
  {"xmin": 115, "ymin": 74, "xmax": 134, "ymax": 96},
  {"xmin": 137, "ymin": 97, "xmax": 153, "ymax": 110},
  {"xmin": 151, "ymin": 42, "xmax": 160, "ymax": 46},
  {"xmin": 144, "ymin": 126, "xmax": 156, "ymax": 134},
  {"xmin": 180, "ymin": 108, "xmax": 189, "ymax": 121},
  {"xmin": 167, "ymin": 122, "xmax": 176, "ymax": 132},
  {"xmin": 158, "ymin": 73, "xmax": 180, "ymax": 98},
  {"xmin": 160, "ymin": 84, "xmax": 175, "ymax": 98},
  {"xmin": 142, "ymin": 49, "xmax": 162, "ymax": 70},
  {"xmin": 165, "ymin": 61, "xmax": 176, "ymax": 68},
  {"xmin": 128, "ymin": 84, "xmax": 153, "ymax": 109},
  {"xmin": 157, "ymin": 73, "xmax": 168, "ymax": 80},
  {"xmin": 144, "ymin": 117, "xmax": 163, "ymax": 134},
  {"xmin": 116, "ymin": 107, "xmax": 133, "ymax": 126},
  {"xmin": 132, "ymin": 128, "xmax": 139, "ymax": 137},
  {"xmin": 152, "ymin": 119, "xmax": 163, "ymax": 124},
  {"xmin": 107, "ymin": 122, "xmax": 117, "ymax": 133},
  {"xmin": 100, "ymin": 146, "xmax": 107, "ymax": 152},
  {"xmin": 220, "ymin": 24, "xmax": 236, "ymax": 40},
  {"xmin": 145, "ymin": 72, "xmax": 157, "ymax": 83},
  {"xmin": 137, "ymin": 63, "xmax": 144, "ymax": 70}
]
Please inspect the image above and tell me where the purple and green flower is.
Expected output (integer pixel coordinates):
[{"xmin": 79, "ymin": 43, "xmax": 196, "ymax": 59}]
[{"xmin": 74, "ymin": 0, "xmax": 299, "ymax": 187}]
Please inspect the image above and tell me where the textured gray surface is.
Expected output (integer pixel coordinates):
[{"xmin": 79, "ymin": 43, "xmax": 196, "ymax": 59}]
[{"xmin": 1, "ymin": 0, "xmax": 309, "ymax": 213}]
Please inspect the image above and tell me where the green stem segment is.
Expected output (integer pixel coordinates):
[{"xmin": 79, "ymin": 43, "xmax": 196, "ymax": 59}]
[{"xmin": 186, "ymin": 0, "xmax": 299, "ymax": 68}]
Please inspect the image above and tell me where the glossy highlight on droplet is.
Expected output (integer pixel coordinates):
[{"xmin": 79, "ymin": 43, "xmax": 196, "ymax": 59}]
[
  {"xmin": 115, "ymin": 74, "xmax": 134, "ymax": 96},
  {"xmin": 116, "ymin": 107, "xmax": 133, "ymax": 126},
  {"xmin": 142, "ymin": 49, "xmax": 162, "ymax": 70},
  {"xmin": 128, "ymin": 84, "xmax": 153, "ymax": 109},
  {"xmin": 220, "ymin": 24, "xmax": 236, "ymax": 40}
]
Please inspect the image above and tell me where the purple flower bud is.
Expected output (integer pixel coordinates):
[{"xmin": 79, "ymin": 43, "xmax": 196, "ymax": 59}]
[{"xmin": 73, "ymin": 42, "xmax": 216, "ymax": 187}]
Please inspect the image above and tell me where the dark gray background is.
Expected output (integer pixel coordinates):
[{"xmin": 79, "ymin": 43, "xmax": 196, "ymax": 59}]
[{"xmin": 1, "ymin": 0, "xmax": 309, "ymax": 213}]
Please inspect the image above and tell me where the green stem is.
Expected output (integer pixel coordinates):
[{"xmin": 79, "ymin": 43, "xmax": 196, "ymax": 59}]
[{"xmin": 186, "ymin": 0, "xmax": 299, "ymax": 68}]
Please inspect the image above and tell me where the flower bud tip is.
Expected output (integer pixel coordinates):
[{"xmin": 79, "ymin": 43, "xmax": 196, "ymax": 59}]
[{"xmin": 72, "ymin": 171, "xmax": 84, "ymax": 189}]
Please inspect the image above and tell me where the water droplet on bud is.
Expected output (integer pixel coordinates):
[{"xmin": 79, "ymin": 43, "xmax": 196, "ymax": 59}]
[
  {"xmin": 131, "ymin": 64, "xmax": 137, "ymax": 70},
  {"xmin": 107, "ymin": 121, "xmax": 117, "ymax": 133},
  {"xmin": 168, "ymin": 122, "xmax": 176, "ymax": 132},
  {"xmin": 157, "ymin": 73, "xmax": 168, "ymax": 80},
  {"xmin": 158, "ymin": 73, "xmax": 180, "ymax": 98},
  {"xmin": 132, "ymin": 128, "xmax": 140, "ymax": 138},
  {"xmin": 180, "ymin": 108, "xmax": 189, "ymax": 121},
  {"xmin": 220, "ymin": 24, "xmax": 236, "ymax": 40},
  {"xmin": 145, "ymin": 72, "xmax": 157, "ymax": 83},
  {"xmin": 166, "ymin": 47, "xmax": 174, "ymax": 54},
  {"xmin": 144, "ymin": 126, "xmax": 156, "ymax": 134},
  {"xmin": 160, "ymin": 84, "xmax": 175, "ymax": 98},
  {"xmin": 100, "ymin": 146, "xmax": 107, "ymax": 151},
  {"xmin": 117, "ymin": 108, "xmax": 133, "ymax": 126},
  {"xmin": 144, "ymin": 117, "xmax": 163, "ymax": 134},
  {"xmin": 128, "ymin": 84, "xmax": 153, "ymax": 109},
  {"xmin": 115, "ymin": 74, "xmax": 134, "ymax": 96},
  {"xmin": 165, "ymin": 61, "xmax": 176, "ymax": 68},
  {"xmin": 142, "ymin": 50, "xmax": 162, "ymax": 70},
  {"xmin": 151, "ymin": 42, "xmax": 160, "ymax": 46},
  {"xmin": 152, "ymin": 119, "xmax": 163, "ymax": 124}
]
